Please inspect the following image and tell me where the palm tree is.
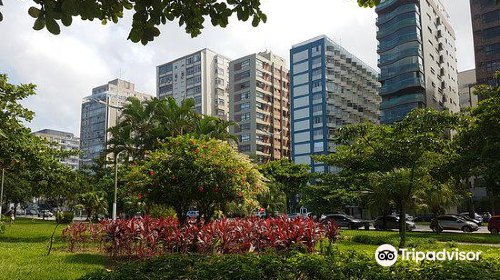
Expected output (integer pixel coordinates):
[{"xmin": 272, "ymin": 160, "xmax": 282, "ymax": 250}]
[
  {"xmin": 78, "ymin": 191, "xmax": 108, "ymax": 221},
  {"xmin": 193, "ymin": 116, "xmax": 238, "ymax": 142},
  {"xmin": 417, "ymin": 182, "xmax": 460, "ymax": 234}
]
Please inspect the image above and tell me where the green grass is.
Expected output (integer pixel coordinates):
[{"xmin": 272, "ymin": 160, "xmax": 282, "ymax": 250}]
[
  {"xmin": 341, "ymin": 229, "xmax": 500, "ymax": 244},
  {"xmin": 337, "ymin": 229, "xmax": 500, "ymax": 259},
  {"xmin": 0, "ymin": 218, "xmax": 107, "ymax": 280}
]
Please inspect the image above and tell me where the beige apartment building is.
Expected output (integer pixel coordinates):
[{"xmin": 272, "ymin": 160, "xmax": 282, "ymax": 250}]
[
  {"xmin": 80, "ymin": 79, "xmax": 152, "ymax": 165},
  {"xmin": 33, "ymin": 129, "xmax": 80, "ymax": 170},
  {"xmin": 229, "ymin": 51, "xmax": 291, "ymax": 163},
  {"xmin": 458, "ymin": 69, "xmax": 478, "ymax": 111}
]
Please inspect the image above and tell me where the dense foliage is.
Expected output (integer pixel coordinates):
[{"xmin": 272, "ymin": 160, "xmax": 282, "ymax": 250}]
[
  {"xmin": 312, "ymin": 109, "xmax": 459, "ymax": 247},
  {"xmin": 63, "ymin": 216, "xmax": 339, "ymax": 258},
  {"xmin": 125, "ymin": 136, "xmax": 265, "ymax": 222},
  {"xmin": 259, "ymin": 159, "xmax": 310, "ymax": 213},
  {"xmin": 0, "ymin": 74, "xmax": 81, "ymax": 213},
  {"xmin": 78, "ymin": 250, "xmax": 500, "ymax": 280}
]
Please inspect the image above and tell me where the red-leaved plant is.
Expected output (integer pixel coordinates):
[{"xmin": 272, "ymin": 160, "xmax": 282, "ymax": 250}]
[{"xmin": 62, "ymin": 216, "xmax": 339, "ymax": 258}]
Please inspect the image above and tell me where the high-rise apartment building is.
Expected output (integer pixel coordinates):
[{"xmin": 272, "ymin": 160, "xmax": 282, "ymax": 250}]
[
  {"xmin": 229, "ymin": 51, "xmax": 291, "ymax": 163},
  {"xmin": 156, "ymin": 49, "xmax": 231, "ymax": 119},
  {"xmin": 290, "ymin": 35, "xmax": 380, "ymax": 173},
  {"xmin": 33, "ymin": 129, "xmax": 80, "ymax": 170},
  {"xmin": 458, "ymin": 69, "xmax": 478, "ymax": 111},
  {"xmin": 80, "ymin": 79, "xmax": 151, "ymax": 165},
  {"xmin": 471, "ymin": 0, "xmax": 500, "ymax": 88},
  {"xmin": 376, "ymin": 0, "xmax": 460, "ymax": 124}
]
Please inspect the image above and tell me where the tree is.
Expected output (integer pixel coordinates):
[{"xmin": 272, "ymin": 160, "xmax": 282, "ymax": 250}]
[
  {"xmin": 259, "ymin": 159, "xmax": 310, "ymax": 213},
  {"xmin": 125, "ymin": 136, "xmax": 266, "ymax": 223},
  {"xmin": 314, "ymin": 108, "xmax": 459, "ymax": 248},
  {"xmin": 455, "ymin": 77, "xmax": 500, "ymax": 214},
  {"xmin": 78, "ymin": 191, "xmax": 108, "ymax": 221},
  {"xmin": 106, "ymin": 97, "xmax": 236, "ymax": 164}
]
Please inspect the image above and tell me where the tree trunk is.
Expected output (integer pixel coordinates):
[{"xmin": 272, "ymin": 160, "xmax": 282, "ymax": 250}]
[
  {"xmin": 398, "ymin": 202, "xmax": 407, "ymax": 248},
  {"xmin": 489, "ymin": 188, "xmax": 496, "ymax": 215},
  {"xmin": 431, "ymin": 211, "xmax": 441, "ymax": 235},
  {"xmin": 466, "ymin": 178, "xmax": 476, "ymax": 219}
]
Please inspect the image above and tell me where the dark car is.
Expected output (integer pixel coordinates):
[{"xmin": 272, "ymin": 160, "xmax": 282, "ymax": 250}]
[
  {"xmin": 414, "ymin": 215, "xmax": 433, "ymax": 222},
  {"xmin": 431, "ymin": 215, "xmax": 479, "ymax": 233},
  {"xmin": 374, "ymin": 215, "xmax": 416, "ymax": 231},
  {"xmin": 488, "ymin": 216, "xmax": 500, "ymax": 234},
  {"xmin": 458, "ymin": 212, "xmax": 482, "ymax": 226},
  {"xmin": 320, "ymin": 214, "xmax": 370, "ymax": 230}
]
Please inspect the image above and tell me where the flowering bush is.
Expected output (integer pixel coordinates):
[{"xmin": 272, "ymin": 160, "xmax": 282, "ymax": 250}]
[
  {"xmin": 62, "ymin": 216, "xmax": 339, "ymax": 258},
  {"xmin": 125, "ymin": 136, "xmax": 267, "ymax": 222}
]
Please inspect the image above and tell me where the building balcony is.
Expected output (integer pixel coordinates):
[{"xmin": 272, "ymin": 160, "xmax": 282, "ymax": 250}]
[
  {"xmin": 377, "ymin": 4, "xmax": 419, "ymax": 25},
  {"xmin": 377, "ymin": 18, "xmax": 419, "ymax": 39},
  {"xmin": 379, "ymin": 77, "xmax": 424, "ymax": 96},
  {"xmin": 380, "ymin": 93, "xmax": 425, "ymax": 109},
  {"xmin": 378, "ymin": 33, "xmax": 421, "ymax": 53}
]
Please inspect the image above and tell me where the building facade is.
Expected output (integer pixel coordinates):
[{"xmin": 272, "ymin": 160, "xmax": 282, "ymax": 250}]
[
  {"xmin": 80, "ymin": 79, "xmax": 151, "ymax": 165},
  {"xmin": 33, "ymin": 129, "xmax": 80, "ymax": 170},
  {"xmin": 156, "ymin": 49, "xmax": 231, "ymax": 119},
  {"xmin": 458, "ymin": 69, "xmax": 478, "ymax": 111},
  {"xmin": 470, "ymin": 0, "xmax": 500, "ymax": 87},
  {"xmin": 290, "ymin": 35, "xmax": 380, "ymax": 173},
  {"xmin": 376, "ymin": 0, "xmax": 460, "ymax": 124},
  {"xmin": 229, "ymin": 51, "xmax": 291, "ymax": 163}
]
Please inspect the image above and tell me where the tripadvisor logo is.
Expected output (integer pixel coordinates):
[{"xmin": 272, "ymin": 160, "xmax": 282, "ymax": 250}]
[{"xmin": 375, "ymin": 244, "xmax": 482, "ymax": 266}]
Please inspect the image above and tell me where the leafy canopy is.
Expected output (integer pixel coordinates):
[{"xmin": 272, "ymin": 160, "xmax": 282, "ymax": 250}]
[{"xmin": 125, "ymin": 136, "xmax": 266, "ymax": 222}]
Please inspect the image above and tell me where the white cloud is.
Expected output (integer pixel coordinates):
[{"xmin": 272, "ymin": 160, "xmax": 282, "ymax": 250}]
[{"xmin": 0, "ymin": 0, "xmax": 474, "ymax": 136}]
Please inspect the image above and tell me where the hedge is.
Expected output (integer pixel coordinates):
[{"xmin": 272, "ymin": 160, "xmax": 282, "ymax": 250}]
[{"xmin": 78, "ymin": 249, "xmax": 500, "ymax": 280}]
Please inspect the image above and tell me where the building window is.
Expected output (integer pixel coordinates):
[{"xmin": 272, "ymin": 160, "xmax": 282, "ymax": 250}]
[
  {"xmin": 159, "ymin": 64, "xmax": 172, "ymax": 74},
  {"xmin": 485, "ymin": 43, "xmax": 500, "ymax": 56},
  {"xmin": 234, "ymin": 60, "xmax": 250, "ymax": 71},
  {"xmin": 234, "ymin": 70, "xmax": 250, "ymax": 81},
  {"xmin": 218, "ymin": 98, "xmax": 225, "ymax": 105},
  {"xmin": 234, "ymin": 81, "xmax": 250, "ymax": 91},
  {"xmin": 240, "ymin": 92, "xmax": 250, "ymax": 100},
  {"xmin": 240, "ymin": 102, "xmax": 250, "ymax": 110},
  {"xmin": 239, "ymin": 144, "xmax": 251, "ymax": 152},
  {"xmin": 239, "ymin": 113, "xmax": 251, "ymax": 121},
  {"xmin": 484, "ymin": 26, "xmax": 500, "ymax": 40},
  {"xmin": 240, "ymin": 134, "xmax": 250, "ymax": 142}
]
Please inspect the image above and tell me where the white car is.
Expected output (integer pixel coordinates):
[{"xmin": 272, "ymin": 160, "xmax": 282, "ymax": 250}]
[{"xmin": 187, "ymin": 211, "xmax": 199, "ymax": 218}]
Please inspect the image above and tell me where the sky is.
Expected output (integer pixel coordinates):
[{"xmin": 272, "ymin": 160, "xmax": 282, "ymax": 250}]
[{"xmin": 0, "ymin": 0, "xmax": 474, "ymax": 136}]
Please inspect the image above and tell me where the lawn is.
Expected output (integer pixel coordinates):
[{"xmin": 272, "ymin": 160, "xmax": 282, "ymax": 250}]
[
  {"xmin": 0, "ymin": 218, "xmax": 499, "ymax": 280},
  {"xmin": 0, "ymin": 218, "xmax": 107, "ymax": 280}
]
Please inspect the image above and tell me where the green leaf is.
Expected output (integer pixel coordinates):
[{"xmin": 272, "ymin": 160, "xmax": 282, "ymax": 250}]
[
  {"xmin": 33, "ymin": 18, "xmax": 45, "ymax": 31},
  {"xmin": 61, "ymin": 15, "xmax": 72, "ymax": 26},
  {"xmin": 46, "ymin": 18, "xmax": 61, "ymax": 35},
  {"xmin": 251, "ymin": 15, "xmax": 259, "ymax": 27},
  {"xmin": 28, "ymin": 7, "xmax": 41, "ymax": 18}
]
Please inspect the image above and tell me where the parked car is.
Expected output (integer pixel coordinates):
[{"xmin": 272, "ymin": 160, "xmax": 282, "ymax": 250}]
[
  {"xmin": 320, "ymin": 214, "xmax": 370, "ymax": 230},
  {"xmin": 374, "ymin": 216, "xmax": 416, "ymax": 231},
  {"xmin": 431, "ymin": 215, "xmax": 479, "ymax": 233},
  {"xmin": 15, "ymin": 209, "xmax": 26, "ymax": 215},
  {"xmin": 487, "ymin": 216, "xmax": 500, "ymax": 234},
  {"xmin": 38, "ymin": 210, "xmax": 54, "ymax": 218},
  {"xmin": 186, "ymin": 211, "xmax": 199, "ymax": 218},
  {"xmin": 26, "ymin": 209, "xmax": 39, "ymax": 216},
  {"xmin": 253, "ymin": 211, "xmax": 266, "ymax": 218},
  {"xmin": 414, "ymin": 215, "xmax": 433, "ymax": 222},
  {"xmin": 458, "ymin": 212, "xmax": 482, "ymax": 226},
  {"xmin": 286, "ymin": 213, "xmax": 302, "ymax": 219}
]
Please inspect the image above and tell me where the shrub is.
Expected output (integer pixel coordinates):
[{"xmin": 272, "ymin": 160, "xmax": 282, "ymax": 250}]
[
  {"xmin": 62, "ymin": 216, "xmax": 339, "ymax": 258},
  {"xmin": 148, "ymin": 204, "xmax": 177, "ymax": 219},
  {"xmin": 56, "ymin": 211, "xmax": 74, "ymax": 223},
  {"xmin": 78, "ymin": 251, "xmax": 500, "ymax": 280}
]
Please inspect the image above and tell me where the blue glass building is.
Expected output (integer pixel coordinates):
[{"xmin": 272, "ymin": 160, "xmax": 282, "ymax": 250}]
[
  {"xmin": 376, "ymin": 0, "xmax": 460, "ymax": 123},
  {"xmin": 290, "ymin": 36, "xmax": 380, "ymax": 173}
]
